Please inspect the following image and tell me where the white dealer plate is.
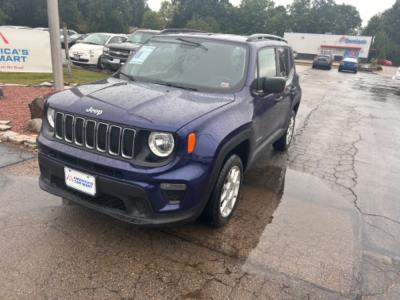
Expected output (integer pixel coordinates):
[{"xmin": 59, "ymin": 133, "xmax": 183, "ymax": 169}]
[
  {"xmin": 64, "ymin": 167, "xmax": 96, "ymax": 196},
  {"xmin": 113, "ymin": 58, "xmax": 120, "ymax": 63}
]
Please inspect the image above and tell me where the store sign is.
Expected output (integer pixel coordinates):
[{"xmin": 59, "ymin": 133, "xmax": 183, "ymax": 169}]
[
  {"xmin": 339, "ymin": 36, "xmax": 368, "ymax": 45},
  {"xmin": 0, "ymin": 28, "xmax": 52, "ymax": 73}
]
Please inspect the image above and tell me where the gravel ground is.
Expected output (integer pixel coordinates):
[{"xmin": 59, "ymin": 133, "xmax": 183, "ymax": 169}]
[{"xmin": 0, "ymin": 86, "xmax": 53, "ymax": 134}]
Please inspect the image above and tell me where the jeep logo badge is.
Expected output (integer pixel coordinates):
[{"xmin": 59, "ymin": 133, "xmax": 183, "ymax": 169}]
[{"xmin": 86, "ymin": 107, "xmax": 103, "ymax": 116}]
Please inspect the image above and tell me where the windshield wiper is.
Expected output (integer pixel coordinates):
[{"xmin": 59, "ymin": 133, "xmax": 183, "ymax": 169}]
[
  {"xmin": 154, "ymin": 81, "xmax": 198, "ymax": 91},
  {"xmin": 118, "ymin": 71, "xmax": 136, "ymax": 82},
  {"xmin": 176, "ymin": 38, "xmax": 208, "ymax": 51}
]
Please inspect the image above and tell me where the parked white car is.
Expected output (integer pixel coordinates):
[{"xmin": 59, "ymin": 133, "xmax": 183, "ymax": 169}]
[
  {"xmin": 393, "ymin": 67, "xmax": 400, "ymax": 80},
  {"xmin": 70, "ymin": 33, "xmax": 126, "ymax": 68},
  {"xmin": 0, "ymin": 25, "xmax": 31, "ymax": 30}
]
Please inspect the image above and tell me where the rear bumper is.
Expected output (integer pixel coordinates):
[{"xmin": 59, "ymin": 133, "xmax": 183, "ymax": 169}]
[
  {"xmin": 340, "ymin": 64, "xmax": 358, "ymax": 72},
  {"xmin": 37, "ymin": 138, "xmax": 214, "ymax": 226},
  {"xmin": 313, "ymin": 61, "xmax": 331, "ymax": 68}
]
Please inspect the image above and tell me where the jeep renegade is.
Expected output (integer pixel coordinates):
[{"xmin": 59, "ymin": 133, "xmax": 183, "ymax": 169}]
[{"xmin": 39, "ymin": 33, "xmax": 302, "ymax": 227}]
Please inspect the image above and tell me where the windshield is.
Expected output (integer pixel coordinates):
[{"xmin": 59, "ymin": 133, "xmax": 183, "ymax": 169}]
[
  {"xmin": 82, "ymin": 33, "xmax": 110, "ymax": 46},
  {"xmin": 127, "ymin": 32, "xmax": 157, "ymax": 44},
  {"xmin": 120, "ymin": 37, "xmax": 248, "ymax": 92}
]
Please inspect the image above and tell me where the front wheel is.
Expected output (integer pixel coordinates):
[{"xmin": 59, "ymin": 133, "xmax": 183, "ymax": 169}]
[
  {"xmin": 97, "ymin": 56, "xmax": 105, "ymax": 70},
  {"xmin": 273, "ymin": 111, "xmax": 296, "ymax": 151},
  {"xmin": 204, "ymin": 155, "xmax": 243, "ymax": 228}
]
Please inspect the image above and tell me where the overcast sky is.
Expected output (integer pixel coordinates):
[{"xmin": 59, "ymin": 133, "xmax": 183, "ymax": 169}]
[{"xmin": 147, "ymin": 0, "xmax": 396, "ymax": 25}]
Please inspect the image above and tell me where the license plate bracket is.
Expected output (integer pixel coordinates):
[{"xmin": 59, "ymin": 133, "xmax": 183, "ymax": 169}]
[{"xmin": 64, "ymin": 167, "xmax": 96, "ymax": 196}]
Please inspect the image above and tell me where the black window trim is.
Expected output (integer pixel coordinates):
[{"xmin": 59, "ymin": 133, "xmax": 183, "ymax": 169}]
[{"xmin": 255, "ymin": 45, "xmax": 279, "ymax": 91}]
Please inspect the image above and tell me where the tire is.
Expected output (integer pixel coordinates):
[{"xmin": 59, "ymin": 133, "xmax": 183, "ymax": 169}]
[
  {"xmin": 97, "ymin": 57, "xmax": 105, "ymax": 70},
  {"xmin": 203, "ymin": 155, "xmax": 243, "ymax": 228},
  {"xmin": 338, "ymin": 68, "xmax": 342, "ymax": 72},
  {"xmin": 273, "ymin": 110, "xmax": 296, "ymax": 152}
]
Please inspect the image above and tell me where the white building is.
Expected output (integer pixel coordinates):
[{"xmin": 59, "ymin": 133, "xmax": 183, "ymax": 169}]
[{"xmin": 284, "ymin": 32, "xmax": 373, "ymax": 61}]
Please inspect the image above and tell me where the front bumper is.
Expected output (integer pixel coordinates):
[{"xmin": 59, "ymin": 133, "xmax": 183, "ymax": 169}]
[
  {"xmin": 70, "ymin": 53, "xmax": 99, "ymax": 66},
  {"xmin": 102, "ymin": 54, "xmax": 128, "ymax": 70},
  {"xmin": 38, "ymin": 137, "xmax": 213, "ymax": 226}
]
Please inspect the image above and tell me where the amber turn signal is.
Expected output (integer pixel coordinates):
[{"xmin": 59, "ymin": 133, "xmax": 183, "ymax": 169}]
[{"xmin": 187, "ymin": 133, "xmax": 196, "ymax": 154}]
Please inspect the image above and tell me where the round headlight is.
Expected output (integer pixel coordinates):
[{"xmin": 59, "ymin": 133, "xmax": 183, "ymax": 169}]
[
  {"xmin": 148, "ymin": 132, "xmax": 175, "ymax": 158},
  {"xmin": 47, "ymin": 107, "xmax": 55, "ymax": 128}
]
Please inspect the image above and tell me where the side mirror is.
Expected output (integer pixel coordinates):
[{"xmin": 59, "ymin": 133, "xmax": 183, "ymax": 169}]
[{"xmin": 262, "ymin": 77, "xmax": 286, "ymax": 94}]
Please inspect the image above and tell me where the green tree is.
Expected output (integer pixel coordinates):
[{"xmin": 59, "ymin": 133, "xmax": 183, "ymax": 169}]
[
  {"xmin": 159, "ymin": 1, "xmax": 177, "ymax": 27},
  {"xmin": 288, "ymin": 0, "xmax": 313, "ymax": 32},
  {"xmin": 128, "ymin": 0, "xmax": 147, "ymax": 27},
  {"xmin": 186, "ymin": 15, "xmax": 220, "ymax": 32},
  {"xmin": 289, "ymin": 0, "xmax": 361, "ymax": 34},
  {"xmin": 363, "ymin": 0, "xmax": 400, "ymax": 65},
  {"xmin": 0, "ymin": 8, "xmax": 9, "ymax": 25},
  {"xmin": 142, "ymin": 11, "xmax": 165, "ymax": 30}
]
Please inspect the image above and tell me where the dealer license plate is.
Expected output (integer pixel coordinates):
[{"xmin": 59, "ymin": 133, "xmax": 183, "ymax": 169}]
[
  {"xmin": 64, "ymin": 167, "xmax": 96, "ymax": 196},
  {"xmin": 112, "ymin": 58, "xmax": 120, "ymax": 63},
  {"xmin": 74, "ymin": 54, "xmax": 80, "ymax": 60}
]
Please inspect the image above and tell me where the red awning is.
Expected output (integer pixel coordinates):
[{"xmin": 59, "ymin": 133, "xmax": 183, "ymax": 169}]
[{"xmin": 321, "ymin": 45, "xmax": 362, "ymax": 50}]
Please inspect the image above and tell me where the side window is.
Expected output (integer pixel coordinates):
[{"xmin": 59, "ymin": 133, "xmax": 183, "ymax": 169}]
[
  {"xmin": 258, "ymin": 48, "xmax": 277, "ymax": 78},
  {"xmin": 277, "ymin": 48, "xmax": 288, "ymax": 77},
  {"xmin": 108, "ymin": 36, "xmax": 123, "ymax": 44},
  {"xmin": 277, "ymin": 47, "xmax": 293, "ymax": 78}
]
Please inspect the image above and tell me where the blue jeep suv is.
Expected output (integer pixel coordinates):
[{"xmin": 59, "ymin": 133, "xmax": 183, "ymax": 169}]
[{"xmin": 39, "ymin": 33, "xmax": 302, "ymax": 227}]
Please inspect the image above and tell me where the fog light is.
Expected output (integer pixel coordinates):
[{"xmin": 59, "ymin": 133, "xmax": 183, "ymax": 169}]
[
  {"xmin": 160, "ymin": 183, "xmax": 187, "ymax": 191},
  {"xmin": 160, "ymin": 183, "xmax": 187, "ymax": 204}
]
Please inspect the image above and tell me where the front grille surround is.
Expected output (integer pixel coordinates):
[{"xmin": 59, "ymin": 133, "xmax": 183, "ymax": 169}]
[{"xmin": 54, "ymin": 112, "xmax": 137, "ymax": 161}]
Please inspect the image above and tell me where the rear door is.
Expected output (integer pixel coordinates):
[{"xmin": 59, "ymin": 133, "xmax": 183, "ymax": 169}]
[{"xmin": 276, "ymin": 47, "xmax": 296, "ymax": 129}]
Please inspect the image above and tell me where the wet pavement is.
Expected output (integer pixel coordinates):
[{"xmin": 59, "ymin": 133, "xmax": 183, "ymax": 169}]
[
  {"xmin": 0, "ymin": 143, "xmax": 33, "ymax": 168},
  {"xmin": 1, "ymin": 68, "xmax": 400, "ymax": 299}
]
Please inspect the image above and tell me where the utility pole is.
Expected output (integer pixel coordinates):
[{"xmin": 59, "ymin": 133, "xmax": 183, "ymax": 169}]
[
  {"xmin": 63, "ymin": 23, "xmax": 72, "ymax": 82},
  {"xmin": 47, "ymin": 0, "xmax": 64, "ymax": 91}
]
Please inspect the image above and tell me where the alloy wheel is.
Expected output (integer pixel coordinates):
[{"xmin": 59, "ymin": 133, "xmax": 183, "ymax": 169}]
[
  {"xmin": 286, "ymin": 115, "xmax": 295, "ymax": 146},
  {"xmin": 219, "ymin": 166, "xmax": 241, "ymax": 218}
]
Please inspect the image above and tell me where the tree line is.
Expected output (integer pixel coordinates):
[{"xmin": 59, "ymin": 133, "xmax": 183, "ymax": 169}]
[
  {"xmin": 0, "ymin": 0, "xmax": 362, "ymax": 35},
  {"xmin": 362, "ymin": 0, "xmax": 400, "ymax": 65},
  {"xmin": 0, "ymin": 0, "xmax": 399, "ymax": 64}
]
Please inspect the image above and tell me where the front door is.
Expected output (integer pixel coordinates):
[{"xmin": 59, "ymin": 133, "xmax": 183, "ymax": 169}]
[{"xmin": 252, "ymin": 47, "xmax": 282, "ymax": 147}]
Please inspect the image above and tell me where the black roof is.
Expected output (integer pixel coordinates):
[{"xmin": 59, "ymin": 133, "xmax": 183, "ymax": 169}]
[{"xmin": 153, "ymin": 32, "xmax": 288, "ymax": 47}]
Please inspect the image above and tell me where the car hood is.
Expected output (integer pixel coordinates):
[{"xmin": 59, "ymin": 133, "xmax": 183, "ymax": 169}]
[
  {"xmin": 70, "ymin": 43, "xmax": 103, "ymax": 52},
  {"xmin": 108, "ymin": 42, "xmax": 141, "ymax": 50},
  {"xmin": 47, "ymin": 78, "xmax": 235, "ymax": 132}
]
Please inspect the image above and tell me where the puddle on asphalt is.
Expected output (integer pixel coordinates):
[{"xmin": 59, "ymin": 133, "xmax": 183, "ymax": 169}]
[
  {"xmin": 167, "ymin": 159, "xmax": 357, "ymax": 256},
  {"xmin": 354, "ymin": 76, "xmax": 400, "ymax": 102},
  {"xmin": 165, "ymin": 159, "xmax": 359, "ymax": 292}
]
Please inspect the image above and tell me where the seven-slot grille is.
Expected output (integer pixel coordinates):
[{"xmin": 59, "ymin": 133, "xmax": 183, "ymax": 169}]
[{"xmin": 55, "ymin": 112, "xmax": 135, "ymax": 159}]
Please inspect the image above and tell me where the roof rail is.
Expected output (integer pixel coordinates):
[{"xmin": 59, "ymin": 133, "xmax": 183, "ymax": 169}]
[
  {"xmin": 160, "ymin": 28, "xmax": 206, "ymax": 34},
  {"xmin": 247, "ymin": 34, "xmax": 287, "ymax": 43}
]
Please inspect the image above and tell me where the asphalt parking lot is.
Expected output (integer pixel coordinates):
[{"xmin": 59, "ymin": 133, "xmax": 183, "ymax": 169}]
[{"xmin": 1, "ymin": 66, "xmax": 400, "ymax": 299}]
